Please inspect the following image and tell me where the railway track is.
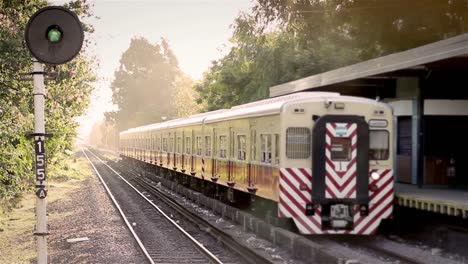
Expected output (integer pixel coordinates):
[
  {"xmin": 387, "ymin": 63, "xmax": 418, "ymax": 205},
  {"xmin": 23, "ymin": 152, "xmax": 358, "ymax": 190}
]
[
  {"xmin": 83, "ymin": 148, "xmax": 272, "ymax": 264},
  {"xmin": 86, "ymin": 148, "xmax": 467, "ymax": 264}
]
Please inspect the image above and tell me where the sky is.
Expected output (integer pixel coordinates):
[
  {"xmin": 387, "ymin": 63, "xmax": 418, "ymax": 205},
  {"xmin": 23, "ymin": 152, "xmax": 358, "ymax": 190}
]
[{"xmin": 52, "ymin": 0, "xmax": 253, "ymax": 139}]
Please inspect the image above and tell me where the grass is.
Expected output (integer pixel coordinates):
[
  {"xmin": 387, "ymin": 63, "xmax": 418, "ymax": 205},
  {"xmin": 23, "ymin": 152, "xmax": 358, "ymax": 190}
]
[{"xmin": 0, "ymin": 156, "xmax": 92, "ymax": 263}]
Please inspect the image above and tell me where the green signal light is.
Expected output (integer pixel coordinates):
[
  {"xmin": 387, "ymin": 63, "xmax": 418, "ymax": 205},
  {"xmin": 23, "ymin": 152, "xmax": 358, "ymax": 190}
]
[{"xmin": 47, "ymin": 28, "xmax": 62, "ymax": 43}]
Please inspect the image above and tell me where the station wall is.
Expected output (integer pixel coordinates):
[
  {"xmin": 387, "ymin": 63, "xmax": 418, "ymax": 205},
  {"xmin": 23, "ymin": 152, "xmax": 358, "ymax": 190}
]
[{"xmin": 387, "ymin": 99, "xmax": 468, "ymax": 187}]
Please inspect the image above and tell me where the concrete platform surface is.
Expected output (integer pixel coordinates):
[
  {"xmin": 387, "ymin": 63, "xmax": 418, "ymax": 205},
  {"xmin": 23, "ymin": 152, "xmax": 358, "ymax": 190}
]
[{"xmin": 395, "ymin": 183, "xmax": 468, "ymax": 218}]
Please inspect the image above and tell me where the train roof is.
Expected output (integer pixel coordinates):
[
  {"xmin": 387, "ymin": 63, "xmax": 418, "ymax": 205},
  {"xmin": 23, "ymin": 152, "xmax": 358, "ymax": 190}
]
[{"xmin": 120, "ymin": 92, "xmax": 389, "ymax": 135}]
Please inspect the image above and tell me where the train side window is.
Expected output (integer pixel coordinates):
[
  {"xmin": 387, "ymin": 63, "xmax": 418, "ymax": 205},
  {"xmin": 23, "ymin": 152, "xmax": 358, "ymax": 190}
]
[
  {"xmin": 286, "ymin": 127, "xmax": 311, "ymax": 159},
  {"xmin": 177, "ymin": 137, "xmax": 182, "ymax": 153},
  {"xmin": 185, "ymin": 137, "xmax": 191, "ymax": 154},
  {"xmin": 196, "ymin": 136, "xmax": 202, "ymax": 155},
  {"xmin": 163, "ymin": 138, "xmax": 168, "ymax": 152},
  {"xmin": 261, "ymin": 134, "xmax": 272, "ymax": 163},
  {"xmin": 369, "ymin": 130, "xmax": 389, "ymax": 160},
  {"xmin": 230, "ymin": 130, "xmax": 235, "ymax": 158},
  {"xmin": 205, "ymin": 136, "xmax": 212, "ymax": 156},
  {"xmin": 275, "ymin": 134, "xmax": 280, "ymax": 164},
  {"xmin": 219, "ymin": 135, "xmax": 227, "ymax": 158},
  {"xmin": 238, "ymin": 135, "xmax": 246, "ymax": 160},
  {"xmin": 251, "ymin": 130, "xmax": 257, "ymax": 161}
]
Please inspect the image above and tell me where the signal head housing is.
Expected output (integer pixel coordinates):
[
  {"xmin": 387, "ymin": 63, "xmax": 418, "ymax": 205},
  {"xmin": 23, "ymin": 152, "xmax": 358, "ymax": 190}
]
[{"xmin": 25, "ymin": 6, "xmax": 84, "ymax": 65}]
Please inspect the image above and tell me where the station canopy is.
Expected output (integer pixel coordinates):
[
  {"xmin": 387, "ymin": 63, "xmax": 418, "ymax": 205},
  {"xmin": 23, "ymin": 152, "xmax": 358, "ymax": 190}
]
[{"xmin": 269, "ymin": 33, "xmax": 468, "ymax": 99}]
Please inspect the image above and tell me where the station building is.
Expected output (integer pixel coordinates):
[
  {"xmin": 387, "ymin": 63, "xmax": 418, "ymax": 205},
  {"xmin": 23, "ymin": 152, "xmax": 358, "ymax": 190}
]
[{"xmin": 269, "ymin": 34, "xmax": 468, "ymax": 217}]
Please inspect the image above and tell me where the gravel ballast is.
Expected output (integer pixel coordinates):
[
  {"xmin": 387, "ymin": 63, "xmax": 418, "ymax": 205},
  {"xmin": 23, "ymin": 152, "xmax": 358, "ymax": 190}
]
[{"xmin": 47, "ymin": 171, "xmax": 148, "ymax": 263}]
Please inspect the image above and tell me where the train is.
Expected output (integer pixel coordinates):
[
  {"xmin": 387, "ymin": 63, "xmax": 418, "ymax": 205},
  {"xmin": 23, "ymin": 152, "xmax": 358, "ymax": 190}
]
[{"xmin": 119, "ymin": 92, "xmax": 394, "ymax": 235}]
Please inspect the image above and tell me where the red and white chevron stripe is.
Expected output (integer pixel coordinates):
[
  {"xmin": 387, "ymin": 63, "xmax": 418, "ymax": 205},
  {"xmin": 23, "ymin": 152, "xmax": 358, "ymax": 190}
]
[
  {"xmin": 325, "ymin": 122, "xmax": 357, "ymax": 199},
  {"xmin": 201, "ymin": 158, "xmax": 205, "ymax": 179},
  {"xmin": 279, "ymin": 167, "xmax": 393, "ymax": 235}
]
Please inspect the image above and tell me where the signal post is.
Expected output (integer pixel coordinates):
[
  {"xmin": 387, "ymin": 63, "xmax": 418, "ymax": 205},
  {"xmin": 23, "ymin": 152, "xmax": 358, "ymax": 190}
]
[{"xmin": 25, "ymin": 6, "xmax": 84, "ymax": 263}]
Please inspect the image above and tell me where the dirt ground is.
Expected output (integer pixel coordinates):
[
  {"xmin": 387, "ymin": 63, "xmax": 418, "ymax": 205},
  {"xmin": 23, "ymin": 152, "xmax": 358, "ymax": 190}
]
[{"xmin": 0, "ymin": 157, "xmax": 148, "ymax": 263}]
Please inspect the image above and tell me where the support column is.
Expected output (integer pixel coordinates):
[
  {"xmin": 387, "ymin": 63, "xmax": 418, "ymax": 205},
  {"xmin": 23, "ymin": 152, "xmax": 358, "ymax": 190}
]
[{"xmin": 411, "ymin": 79, "xmax": 424, "ymax": 188}]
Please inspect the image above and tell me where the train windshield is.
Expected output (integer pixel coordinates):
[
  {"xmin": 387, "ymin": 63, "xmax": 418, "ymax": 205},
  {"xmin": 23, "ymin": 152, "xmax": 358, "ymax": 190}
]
[
  {"xmin": 330, "ymin": 137, "xmax": 352, "ymax": 161},
  {"xmin": 369, "ymin": 130, "xmax": 389, "ymax": 160}
]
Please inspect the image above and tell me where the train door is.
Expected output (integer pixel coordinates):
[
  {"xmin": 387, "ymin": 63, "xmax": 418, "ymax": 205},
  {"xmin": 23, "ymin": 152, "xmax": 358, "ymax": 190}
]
[
  {"xmin": 181, "ymin": 131, "xmax": 185, "ymax": 172},
  {"xmin": 212, "ymin": 128, "xmax": 217, "ymax": 180},
  {"xmin": 249, "ymin": 127, "xmax": 257, "ymax": 191},
  {"xmin": 312, "ymin": 115, "xmax": 369, "ymax": 230},
  {"xmin": 190, "ymin": 130, "xmax": 195, "ymax": 174},
  {"xmin": 228, "ymin": 127, "xmax": 234, "ymax": 184}
]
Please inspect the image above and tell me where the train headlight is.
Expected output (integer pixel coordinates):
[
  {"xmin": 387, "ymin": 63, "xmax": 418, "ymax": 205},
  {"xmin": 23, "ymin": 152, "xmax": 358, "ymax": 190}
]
[{"xmin": 371, "ymin": 172, "xmax": 380, "ymax": 180}]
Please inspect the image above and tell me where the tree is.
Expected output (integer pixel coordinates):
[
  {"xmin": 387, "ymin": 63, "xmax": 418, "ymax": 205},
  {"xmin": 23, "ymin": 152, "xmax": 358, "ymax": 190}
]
[
  {"xmin": 89, "ymin": 121, "xmax": 119, "ymax": 149},
  {"xmin": 0, "ymin": 0, "xmax": 96, "ymax": 207},
  {"xmin": 196, "ymin": 0, "xmax": 468, "ymax": 110},
  {"xmin": 108, "ymin": 37, "xmax": 180, "ymax": 131},
  {"xmin": 253, "ymin": 0, "xmax": 468, "ymax": 61},
  {"xmin": 172, "ymin": 74, "xmax": 203, "ymax": 117}
]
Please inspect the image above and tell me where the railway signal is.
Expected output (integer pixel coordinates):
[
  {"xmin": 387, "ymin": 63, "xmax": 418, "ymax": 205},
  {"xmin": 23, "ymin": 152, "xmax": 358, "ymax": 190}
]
[
  {"xmin": 25, "ymin": 6, "xmax": 84, "ymax": 65},
  {"xmin": 24, "ymin": 6, "xmax": 84, "ymax": 264}
]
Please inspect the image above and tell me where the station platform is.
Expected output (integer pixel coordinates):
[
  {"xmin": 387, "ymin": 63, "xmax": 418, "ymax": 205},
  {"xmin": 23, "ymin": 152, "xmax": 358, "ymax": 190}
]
[{"xmin": 394, "ymin": 183, "xmax": 468, "ymax": 218}]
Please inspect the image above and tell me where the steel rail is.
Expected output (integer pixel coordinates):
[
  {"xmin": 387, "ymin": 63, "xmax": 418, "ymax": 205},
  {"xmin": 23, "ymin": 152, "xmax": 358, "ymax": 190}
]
[
  {"xmin": 93, "ymin": 148, "xmax": 462, "ymax": 264},
  {"xmin": 91, "ymin": 148, "xmax": 273, "ymax": 264},
  {"xmin": 132, "ymin": 177, "xmax": 273, "ymax": 264},
  {"xmin": 82, "ymin": 149, "xmax": 155, "ymax": 264},
  {"xmin": 85, "ymin": 149, "xmax": 223, "ymax": 264}
]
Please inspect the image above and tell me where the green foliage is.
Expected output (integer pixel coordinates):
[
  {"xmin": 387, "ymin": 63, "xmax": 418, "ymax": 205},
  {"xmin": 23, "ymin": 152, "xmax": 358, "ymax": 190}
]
[
  {"xmin": 0, "ymin": 0, "xmax": 95, "ymax": 207},
  {"xmin": 108, "ymin": 37, "xmax": 182, "ymax": 131},
  {"xmin": 196, "ymin": 0, "xmax": 468, "ymax": 110}
]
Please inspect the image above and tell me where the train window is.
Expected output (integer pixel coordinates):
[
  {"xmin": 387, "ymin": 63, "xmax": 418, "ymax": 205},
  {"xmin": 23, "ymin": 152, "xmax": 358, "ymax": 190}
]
[
  {"xmin": 185, "ymin": 137, "xmax": 191, "ymax": 154},
  {"xmin": 251, "ymin": 130, "xmax": 257, "ymax": 161},
  {"xmin": 275, "ymin": 134, "xmax": 280, "ymax": 164},
  {"xmin": 330, "ymin": 137, "xmax": 352, "ymax": 161},
  {"xmin": 205, "ymin": 136, "xmax": 212, "ymax": 156},
  {"xmin": 219, "ymin": 135, "xmax": 227, "ymax": 158},
  {"xmin": 172, "ymin": 137, "xmax": 176, "ymax": 152},
  {"xmin": 286, "ymin": 127, "xmax": 311, "ymax": 159},
  {"xmin": 238, "ymin": 135, "xmax": 246, "ymax": 160},
  {"xmin": 163, "ymin": 138, "xmax": 168, "ymax": 152},
  {"xmin": 369, "ymin": 130, "xmax": 389, "ymax": 160},
  {"xmin": 230, "ymin": 130, "xmax": 235, "ymax": 158},
  {"xmin": 196, "ymin": 137, "xmax": 202, "ymax": 155},
  {"xmin": 177, "ymin": 137, "xmax": 182, "ymax": 153},
  {"xmin": 261, "ymin": 134, "xmax": 272, "ymax": 163}
]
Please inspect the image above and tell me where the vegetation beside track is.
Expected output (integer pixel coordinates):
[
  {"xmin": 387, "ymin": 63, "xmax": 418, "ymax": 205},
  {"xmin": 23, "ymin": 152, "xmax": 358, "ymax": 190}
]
[
  {"xmin": 0, "ymin": 0, "xmax": 96, "ymax": 210},
  {"xmin": 0, "ymin": 156, "xmax": 92, "ymax": 263}
]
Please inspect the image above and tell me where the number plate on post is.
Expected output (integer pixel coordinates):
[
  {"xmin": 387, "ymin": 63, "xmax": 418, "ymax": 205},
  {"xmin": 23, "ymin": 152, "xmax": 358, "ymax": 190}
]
[{"xmin": 35, "ymin": 136, "xmax": 47, "ymax": 199}]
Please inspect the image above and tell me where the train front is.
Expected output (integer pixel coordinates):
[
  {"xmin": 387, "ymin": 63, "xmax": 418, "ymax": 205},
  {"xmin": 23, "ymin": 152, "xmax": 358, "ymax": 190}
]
[{"xmin": 278, "ymin": 95, "xmax": 393, "ymax": 235}]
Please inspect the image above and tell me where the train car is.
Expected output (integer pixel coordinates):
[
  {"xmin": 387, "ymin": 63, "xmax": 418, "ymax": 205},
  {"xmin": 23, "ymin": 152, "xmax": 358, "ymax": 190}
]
[{"xmin": 119, "ymin": 92, "xmax": 394, "ymax": 235}]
